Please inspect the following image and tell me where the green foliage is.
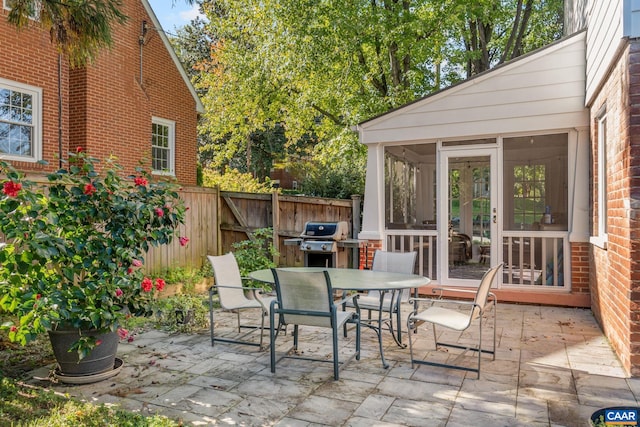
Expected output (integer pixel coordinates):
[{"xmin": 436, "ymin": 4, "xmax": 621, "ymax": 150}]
[
  {"xmin": 6, "ymin": 0, "xmax": 128, "ymax": 68},
  {"xmin": 0, "ymin": 376, "xmax": 180, "ymax": 426},
  {"xmin": 160, "ymin": 266, "xmax": 206, "ymax": 295},
  {"xmin": 155, "ymin": 294, "xmax": 209, "ymax": 333},
  {"xmin": 231, "ymin": 228, "xmax": 279, "ymax": 288},
  {"xmin": 188, "ymin": 0, "xmax": 562, "ymax": 194},
  {"xmin": 0, "ymin": 151, "xmax": 187, "ymax": 357},
  {"xmin": 294, "ymin": 131, "xmax": 367, "ymax": 198},
  {"xmin": 202, "ymin": 167, "xmax": 275, "ymax": 193}
]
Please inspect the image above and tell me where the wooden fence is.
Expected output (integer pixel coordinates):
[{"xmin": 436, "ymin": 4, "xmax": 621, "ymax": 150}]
[
  {"xmin": 145, "ymin": 187, "xmax": 362, "ymax": 273},
  {"xmin": 145, "ymin": 186, "xmax": 218, "ymax": 273}
]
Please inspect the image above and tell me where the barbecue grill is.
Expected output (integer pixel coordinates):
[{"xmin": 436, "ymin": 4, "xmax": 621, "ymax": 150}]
[{"xmin": 284, "ymin": 221, "xmax": 354, "ymax": 268}]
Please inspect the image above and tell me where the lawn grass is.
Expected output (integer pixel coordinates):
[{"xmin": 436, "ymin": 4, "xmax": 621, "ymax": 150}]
[{"xmin": 0, "ymin": 377, "xmax": 180, "ymax": 426}]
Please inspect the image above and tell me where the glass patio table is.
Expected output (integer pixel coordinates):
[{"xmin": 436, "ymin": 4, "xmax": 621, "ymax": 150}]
[{"xmin": 249, "ymin": 267, "xmax": 431, "ymax": 368}]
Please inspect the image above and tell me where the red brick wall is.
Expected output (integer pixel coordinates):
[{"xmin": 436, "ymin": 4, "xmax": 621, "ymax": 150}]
[
  {"xmin": 589, "ymin": 40, "xmax": 640, "ymax": 376},
  {"xmin": 0, "ymin": 8, "xmax": 68, "ymax": 174},
  {"xmin": 627, "ymin": 40, "xmax": 640, "ymax": 376},
  {"xmin": 1, "ymin": 2, "xmax": 199, "ymax": 185},
  {"xmin": 571, "ymin": 242, "xmax": 590, "ymax": 293},
  {"xmin": 358, "ymin": 240, "xmax": 382, "ymax": 269}
]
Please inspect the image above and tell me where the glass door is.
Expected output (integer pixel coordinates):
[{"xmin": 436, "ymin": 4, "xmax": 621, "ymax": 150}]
[{"xmin": 439, "ymin": 149, "xmax": 498, "ymax": 284}]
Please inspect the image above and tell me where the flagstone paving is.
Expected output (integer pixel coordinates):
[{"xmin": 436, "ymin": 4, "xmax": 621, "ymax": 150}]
[{"xmin": 27, "ymin": 304, "xmax": 640, "ymax": 426}]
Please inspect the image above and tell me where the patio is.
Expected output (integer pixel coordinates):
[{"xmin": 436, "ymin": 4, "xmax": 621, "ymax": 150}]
[{"xmin": 28, "ymin": 302, "xmax": 640, "ymax": 426}]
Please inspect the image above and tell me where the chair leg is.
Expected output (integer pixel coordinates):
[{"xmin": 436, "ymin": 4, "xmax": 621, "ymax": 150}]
[
  {"xmin": 477, "ymin": 316, "xmax": 482, "ymax": 379},
  {"xmin": 342, "ymin": 302, "xmax": 348, "ymax": 338},
  {"xmin": 492, "ymin": 302, "xmax": 497, "ymax": 360},
  {"xmin": 407, "ymin": 315, "xmax": 416, "ymax": 369},
  {"xmin": 209, "ymin": 289, "xmax": 216, "ymax": 347},
  {"xmin": 270, "ymin": 308, "xmax": 277, "ymax": 373},
  {"xmin": 236, "ymin": 311, "xmax": 241, "ymax": 333},
  {"xmin": 355, "ymin": 317, "xmax": 361, "ymax": 361},
  {"xmin": 332, "ymin": 326, "xmax": 339, "ymax": 380},
  {"xmin": 258, "ymin": 308, "xmax": 266, "ymax": 349},
  {"xmin": 395, "ymin": 304, "xmax": 402, "ymax": 345},
  {"xmin": 432, "ymin": 323, "xmax": 438, "ymax": 349}
]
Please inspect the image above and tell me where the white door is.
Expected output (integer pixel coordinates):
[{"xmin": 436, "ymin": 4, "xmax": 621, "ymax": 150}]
[{"xmin": 438, "ymin": 148, "xmax": 499, "ymax": 285}]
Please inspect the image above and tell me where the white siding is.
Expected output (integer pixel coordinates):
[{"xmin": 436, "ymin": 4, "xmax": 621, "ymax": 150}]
[
  {"xmin": 358, "ymin": 33, "xmax": 588, "ymax": 145},
  {"xmin": 565, "ymin": 0, "xmax": 589, "ymax": 34},
  {"xmin": 585, "ymin": 1, "xmax": 623, "ymax": 104}
]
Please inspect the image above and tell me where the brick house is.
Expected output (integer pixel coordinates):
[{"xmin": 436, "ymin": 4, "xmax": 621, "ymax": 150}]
[
  {"xmin": 0, "ymin": 0, "xmax": 203, "ymax": 185},
  {"xmin": 356, "ymin": 1, "xmax": 640, "ymax": 375}
]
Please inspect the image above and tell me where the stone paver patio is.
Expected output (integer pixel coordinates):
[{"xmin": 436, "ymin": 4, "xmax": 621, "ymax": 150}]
[{"xmin": 28, "ymin": 303, "xmax": 640, "ymax": 426}]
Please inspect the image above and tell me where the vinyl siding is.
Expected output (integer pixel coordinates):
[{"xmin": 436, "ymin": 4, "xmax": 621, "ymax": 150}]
[{"xmin": 585, "ymin": 1, "xmax": 623, "ymax": 104}]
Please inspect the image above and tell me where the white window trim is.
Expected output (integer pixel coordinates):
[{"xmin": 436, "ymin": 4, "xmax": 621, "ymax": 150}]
[
  {"xmin": 151, "ymin": 116, "xmax": 175, "ymax": 176},
  {"xmin": 590, "ymin": 110, "xmax": 608, "ymax": 249},
  {"xmin": 0, "ymin": 77, "xmax": 42, "ymax": 163},
  {"xmin": 3, "ymin": 0, "xmax": 41, "ymax": 20}
]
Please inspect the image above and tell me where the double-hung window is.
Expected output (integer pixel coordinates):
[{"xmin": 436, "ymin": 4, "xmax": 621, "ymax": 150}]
[
  {"xmin": 0, "ymin": 78, "xmax": 42, "ymax": 162},
  {"xmin": 151, "ymin": 117, "xmax": 175, "ymax": 175}
]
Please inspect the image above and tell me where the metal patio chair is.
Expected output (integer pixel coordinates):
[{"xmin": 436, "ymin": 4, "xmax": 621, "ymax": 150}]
[
  {"xmin": 343, "ymin": 250, "xmax": 417, "ymax": 346},
  {"xmin": 269, "ymin": 268, "xmax": 361, "ymax": 380},
  {"xmin": 407, "ymin": 263, "xmax": 502, "ymax": 378},
  {"xmin": 208, "ymin": 253, "xmax": 274, "ymax": 349}
]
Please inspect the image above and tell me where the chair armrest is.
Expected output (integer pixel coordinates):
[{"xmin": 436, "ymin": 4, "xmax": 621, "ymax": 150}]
[
  {"xmin": 408, "ymin": 296, "xmax": 479, "ymax": 310},
  {"xmin": 211, "ymin": 284, "xmax": 266, "ymax": 291},
  {"xmin": 209, "ymin": 285, "xmax": 271, "ymax": 299},
  {"xmin": 431, "ymin": 287, "xmax": 477, "ymax": 296},
  {"xmin": 336, "ymin": 293, "xmax": 360, "ymax": 307}
]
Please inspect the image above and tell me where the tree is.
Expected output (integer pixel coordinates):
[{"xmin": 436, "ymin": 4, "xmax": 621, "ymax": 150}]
[
  {"xmin": 192, "ymin": 0, "xmax": 562, "ymax": 196},
  {"xmin": 446, "ymin": 0, "xmax": 564, "ymax": 75},
  {"xmin": 6, "ymin": 0, "xmax": 128, "ymax": 67}
]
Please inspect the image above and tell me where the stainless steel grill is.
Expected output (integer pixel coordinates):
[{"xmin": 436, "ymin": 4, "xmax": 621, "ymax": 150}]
[{"xmin": 297, "ymin": 221, "xmax": 350, "ymax": 268}]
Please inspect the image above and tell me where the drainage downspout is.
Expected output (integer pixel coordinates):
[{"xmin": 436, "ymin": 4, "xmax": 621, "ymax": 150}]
[{"xmin": 58, "ymin": 53, "xmax": 62, "ymax": 169}]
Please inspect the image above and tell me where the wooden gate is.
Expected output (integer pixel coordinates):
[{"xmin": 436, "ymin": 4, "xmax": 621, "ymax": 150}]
[{"xmin": 219, "ymin": 192, "xmax": 362, "ymax": 267}]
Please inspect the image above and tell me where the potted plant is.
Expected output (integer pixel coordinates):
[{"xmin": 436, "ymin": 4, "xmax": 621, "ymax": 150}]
[{"xmin": 0, "ymin": 150, "xmax": 188, "ymax": 377}]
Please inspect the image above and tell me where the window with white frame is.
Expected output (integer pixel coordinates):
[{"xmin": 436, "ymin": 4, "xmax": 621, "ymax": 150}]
[
  {"xmin": 0, "ymin": 79, "xmax": 42, "ymax": 162},
  {"xmin": 3, "ymin": 0, "xmax": 41, "ymax": 19},
  {"xmin": 592, "ymin": 110, "xmax": 608, "ymax": 247},
  {"xmin": 151, "ymin": 117, "xmax": 175, "ymax": 175},
  {"xmin": 503, "ymin": 134, "xmax": 568, "ymax": 231}
]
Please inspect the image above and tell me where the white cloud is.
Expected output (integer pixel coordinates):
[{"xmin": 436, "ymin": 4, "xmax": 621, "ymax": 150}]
[{"xmin": 179, "ymin": 5, "xmax": 205, "ymax": 22}]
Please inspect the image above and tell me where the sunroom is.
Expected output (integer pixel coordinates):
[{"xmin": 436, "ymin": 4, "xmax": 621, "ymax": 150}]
[{"xmin": 356, "ymin": 32, "xmax": 591, "ymax": 307}]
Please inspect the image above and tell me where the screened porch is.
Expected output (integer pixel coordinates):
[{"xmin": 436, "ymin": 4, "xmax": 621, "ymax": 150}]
[{"xmin": 384, "ymin": 133, "xmax": 569, "ymax": 289}]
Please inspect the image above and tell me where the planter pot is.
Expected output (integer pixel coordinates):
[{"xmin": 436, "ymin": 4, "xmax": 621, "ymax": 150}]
[{"xmin": 48, "ymin": 329, "xmax": 118, "ymax": 377}]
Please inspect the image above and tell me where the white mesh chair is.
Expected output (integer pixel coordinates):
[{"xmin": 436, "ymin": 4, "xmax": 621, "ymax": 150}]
[
  {"xmin": 208, "ymin": 253, "xmax": 274, "ymax": 349},
  {"xmin": 343, "ymin": 250, "xmax": 417, "ymax": 347},
  {"xmin": 269, "ymin": 269, "xmax": 361, "ymax": 380},
  {"xmin": 407, "ymin": 263, "xmax": 502, "ymax": 378}
]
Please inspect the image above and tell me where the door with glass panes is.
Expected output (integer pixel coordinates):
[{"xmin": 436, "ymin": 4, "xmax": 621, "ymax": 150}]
[{"xmin": 439, "ymin": 148, "xmax": 498, "ymax": 284}]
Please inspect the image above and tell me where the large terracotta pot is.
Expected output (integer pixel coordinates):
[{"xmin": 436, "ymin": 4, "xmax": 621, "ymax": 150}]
[{"xmin": 48, "ymin": 329, "xmax": 118, "ymax": 377}]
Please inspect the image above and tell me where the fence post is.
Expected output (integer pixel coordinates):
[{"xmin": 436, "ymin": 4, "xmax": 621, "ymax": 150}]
[
  {"xmin": 272, "ymin": 190, "xmax": 280, "ymax": 265},
  {"xmin": 216, "ymin": 185, "xmax": 222, "ymax": 256}
]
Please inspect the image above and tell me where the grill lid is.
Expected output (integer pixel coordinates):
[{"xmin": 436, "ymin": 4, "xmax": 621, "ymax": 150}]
[{"xmin": 300, "ymin": 221, "xmax": 349, "ymax": 240}]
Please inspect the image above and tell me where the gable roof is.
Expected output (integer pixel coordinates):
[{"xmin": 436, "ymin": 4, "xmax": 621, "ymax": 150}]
[
  {"xmin": 357, "ymin": 31, "xmax": 588, "ymax": 145},
  {"xmin": 142, "ymin": 0, "xmax": 204, "ymax": 113}
]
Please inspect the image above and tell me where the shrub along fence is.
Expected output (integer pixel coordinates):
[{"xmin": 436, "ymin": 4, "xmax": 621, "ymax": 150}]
[{"xmin": 145, "ymin": 186, "xmax": 362, "ymax": 274}]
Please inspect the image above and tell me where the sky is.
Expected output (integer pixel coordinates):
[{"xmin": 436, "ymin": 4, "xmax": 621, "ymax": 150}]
[{"xmin": 147, "ymin": 1, "xmax": 204, "ymax": 34}]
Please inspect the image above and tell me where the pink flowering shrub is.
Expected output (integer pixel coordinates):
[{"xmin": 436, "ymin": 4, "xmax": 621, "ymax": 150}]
[{"xmin": 0, "ymin": 151, "xmax": 187, "ymax": 359}]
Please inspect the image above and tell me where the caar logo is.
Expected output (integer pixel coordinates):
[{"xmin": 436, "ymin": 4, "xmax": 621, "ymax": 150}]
[{"xmin": 591, "ymin": 407, "xmax": 640, "ymax": 426}]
